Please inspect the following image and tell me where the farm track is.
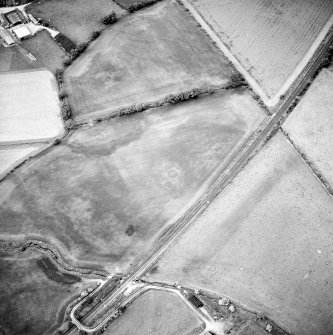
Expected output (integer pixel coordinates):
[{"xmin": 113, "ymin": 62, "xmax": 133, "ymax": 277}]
[{"xmin": 68, "ymin": 17, "xmax": 333, "ymax": 335}]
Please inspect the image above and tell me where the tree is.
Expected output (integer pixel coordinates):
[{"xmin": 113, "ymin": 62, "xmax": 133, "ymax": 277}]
[{"xmin": 101, "ymin": 12, "xmax": 117, "ymax": 25}]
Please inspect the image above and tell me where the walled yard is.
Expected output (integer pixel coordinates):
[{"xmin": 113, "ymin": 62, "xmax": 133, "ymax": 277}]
[
  {"xmin": 0, "ymin": 69, "xmax": 63, "ymax": 143},
  {"xmin": 26, "ymin": 0, "xmax": 125, "ymax": 44},
  {"xmin": 63, "ymin": 0, "xmax": 234, "ymax": 122},
  {"xmin": 103, "ymin": 290, "xmax": 202, "ymax": 335},
  {"xmin": 20, "ymin": 30, "xmax": 67, "ymax": 74},
  {"xmin": 0, "ymin": 249, "xmax": 92, "ymax": 335},
  {"xmin": 283, "ymin": 68, "xmax": 333, "ymax": 188},
  {"xmin": 146, "ymin": 132, "xmax": 333, "ymax": 335},
  {"xmin": 0, "ymin": 89, "xmax": 263, "ymax": 273},
  {"xmin": 187, "ymin": 0, "xmax": 333, "ymax": 101}
]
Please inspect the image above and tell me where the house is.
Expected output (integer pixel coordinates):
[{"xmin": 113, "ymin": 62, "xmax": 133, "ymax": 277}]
[{"xmin": 12, "ymin": 24, "xmax": 31, "ymax": 40}]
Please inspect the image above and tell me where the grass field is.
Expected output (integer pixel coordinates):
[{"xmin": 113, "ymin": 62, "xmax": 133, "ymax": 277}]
[
  {"xmin": 27, "ymin": 0, "xmax": 125, "ymax": 44},
  {"xmin": 283, "ymin": 68, "xmax": 333, "ymax": 187},
  {"xmin": 0, "ymin": 144, "xmax": 44, "ymax": 178},
  {"xmin": 0, "ymin": 89, "xmax": 263, "ymax": 273},
  {"xmin": 64, "ymin": 0, "xmax": 233, "ymax": 122},
  {"xmin": 0, "ymin": 45, "xmax": 41, "ymax": 72},
  {"xmin": 0, "ymin": 70, "xmax": 63, "ymax": 143},
  {"xmin": 187, "ymin": 0, "xmax": 333, "ymax": 99},
  {"xmin": 147, "ymin": 132, "xmax": 333, "ymax": 335},
  {"xmin": 104, "ymin": 289, "xmax": 202, "ymax": 335},
  {"xmin": 0, "ymin": 249, "xmax": 92, "ymax": 335},
  {"xmin": 20, "ymin": 30, "xmax": 67, "ymax": 74}
]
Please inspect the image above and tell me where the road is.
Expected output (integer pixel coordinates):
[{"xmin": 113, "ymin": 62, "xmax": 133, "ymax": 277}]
[{"xmin": 68, "ymin": 20, "xmax": 333, "ymax": 335}]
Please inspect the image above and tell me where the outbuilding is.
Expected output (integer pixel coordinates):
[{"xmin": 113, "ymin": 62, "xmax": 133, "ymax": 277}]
[{"xmin": 12, "ymin": 24, "xmax": 31, "ymax": 40}]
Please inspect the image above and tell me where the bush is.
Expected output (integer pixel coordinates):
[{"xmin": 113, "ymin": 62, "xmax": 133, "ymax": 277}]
[
  {"xmin": 101, "ymin": 12, "xmax": 117, "ymax": 25},
  {"xmin": 127, "ymin": 0, "xmax": 160, "ymax": 12},
  {"xmin": 230, "ymin": 73, "xmax": 245, "ymax": 86},
  {"xmin": 55, "ymin": 68, "xmax": 64, "ymax": 82},
  {"xmin": 90, "ymin": 30, "xmax": 101, "ymax": 41},
  {"xmin": 61, "ymin": 102, "xmax": 71, "ymax": 119},
  {"xmin": 63, "ymin": 58, "xmax": 72, "ymax": 67},
  {"xmin": 65, "ymin": 119, "xmax": 75, "ymax": 130},
  {"xmin": 58, "ymin": 90, "xmax": 67, "ymax": 100}
]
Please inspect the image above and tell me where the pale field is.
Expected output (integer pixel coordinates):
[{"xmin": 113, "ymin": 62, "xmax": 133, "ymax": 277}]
[
  {"xmin": 0, "ymin": 70, "xmax": 63, "ymax": 143},
  {"xmin": 188, "ymin": 0, "xmax": 333, "ymax": 98},
  {"xmin": 103, "ymin": 290, "xmax": 202, "ymax": 335},
  {"xmin": 147, "ymin": 132, "xmax": 333, "ymax": 335},
  {"xmin": 0, "ymin": 144, "xmax": 44, "ymax": 178},
  {"xmin": 64, "ymin": 0, "xmax": 233, "ymax": 122},
  {"xmin": 283, "ymin": 68, "xmax": 333, "ymax": 187},
  {"xmin": 0, "ymin": 89, "xmax": 263, "ymax": 273}
]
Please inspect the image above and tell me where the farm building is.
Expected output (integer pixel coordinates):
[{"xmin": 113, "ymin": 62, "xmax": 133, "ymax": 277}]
[
  {"xmin": 0, "ymin": 27, "xmax": 14, "ymax": 45},
  {"xmin": 12, "ymin": 24, "xmax": 31, "ymax": 40},
  {"xmin": 0, "ymin": 0, "xmax": 32, "ymax": 6},
  {"xmin": 188, "ymin": 295, "xmax": 204, "ymax": 308},
  {"xmin": 0, "ymin": 13, "xmax": 10, "ymax": 28},
  {"xmin": 54, "ymin": 33, "xmax": 76, "ymax": 53},
  {"xmin": 4, "ymin": 9, "xmax": 26, "ymax": 27}
]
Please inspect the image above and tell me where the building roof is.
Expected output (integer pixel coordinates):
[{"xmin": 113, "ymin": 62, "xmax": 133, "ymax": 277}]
[
  {"xmin": 12, "ymin": 24, "xmax": 30, "ymax": 39},
  {"xmin": 0, "ymin": 27, "xmax": 14, "ymax": 45},
  {"xmin": 4, "ymin": 9, "xmax": 24, "ymax": 26}
]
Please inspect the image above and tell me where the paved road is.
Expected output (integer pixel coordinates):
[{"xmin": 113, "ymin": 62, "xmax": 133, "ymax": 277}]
[{"xmin": 68, "ymin": 22, "xmax": 333, "ymax": 335}]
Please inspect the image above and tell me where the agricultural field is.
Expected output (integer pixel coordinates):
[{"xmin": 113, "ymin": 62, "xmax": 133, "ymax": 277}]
[
  {"xmin": 0, "ymin": 69, "xmax": 63, "ymax": 143},
  {"xmin": 283, "ymin": 68, "xmax": 333, "ymax": 187},
  {"xmin": 63, "ymin": 0, "xmax": 234, "ymax": 122},
  {"xmin": 0, "ymin": 144, "xmax": 44, "ymax": 178},
  {"xmin": 146, "ymin": 132, "xmax": 333, "ymax": 335},
  {"xmin": 0, "ymin": 45, "xmax": 40, "ymax": 72},
  {"xmin": 26, "ymin": 0, "xmax": 125, "ymax": 44},
  {"xmin": 103, "ymin": 289, "xmax": 202, "ymax": 335},
  {"xmin": 0, "ymin": 249, "xmax": 92, "ymax": 335},
  {"xmin": 0, "ymin": 89, "xmax": 263, "ymax": 273},
  {"xmin": 20, "ymin": 30, "xmax": 67, "ymax": 74},
  {"xmin": 187, "ymin": 0, "xmax": 333, "ymax": 101}
]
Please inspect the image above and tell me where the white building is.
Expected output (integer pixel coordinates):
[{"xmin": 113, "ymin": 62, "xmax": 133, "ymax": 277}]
[{"xmin": 12, "ymin": 23, "xmax": 30, "ymax": 39}]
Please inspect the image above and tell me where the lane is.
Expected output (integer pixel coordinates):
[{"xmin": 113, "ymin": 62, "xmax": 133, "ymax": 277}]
[{"xmin": 68, "ymin": 19, "xmax": 333, "ymax": 335}]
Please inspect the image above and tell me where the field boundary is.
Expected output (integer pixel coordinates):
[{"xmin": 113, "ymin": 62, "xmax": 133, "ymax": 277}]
[
  {"xmin": 178, "ymin": 0, "xmax": 270, "ymax": 106},
  {"xmin": 73, "ymin": 82, "xmax": 247, "ymax": 126},
  {"xmin": 179, "ymin": 0, "xmax": 333, "ymax": 109},
  {"xmin": 0, "ymin": 238, "xmax": 108, "ymax": 279},
  {"xmin": 281, "ymin": 128, "xmax": 333, "ymax": 198}
]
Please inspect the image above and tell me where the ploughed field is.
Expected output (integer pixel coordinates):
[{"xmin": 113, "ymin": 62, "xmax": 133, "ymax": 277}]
[
  {"xmin": 0, "ymin": 249, "xmax": 92, "ymax": 335},
  {"xmin": 0, "ymin": 70, "xmax": 63, "ymax": 144},
  {"xmin": 146, "ymin": 132, "xmax": 333, "ymax": 335},
  {"xmin": 26, "ymin": 0, "xmax": 125, "ymax": 44},
  {"xmin": 20, "ymin": 30, "xmax": 67, "ymax": 74},
  {"xmin": 103, "ymin": 289, "xmax": 202, "ymax": 335},
  {"xmin": 0, "ymin": 89, "xmax": 263, "ymax": 273},
  {"xmin": 188, "ymin": 0, "xmax": 333, "ymax": 100},
  {"xmin": 283, "ymin": 68, "xmax": 333, "ymax": 187},
  {"xmin": 64, "ymin": 0, "xmax": 233, "ymax": 122}
]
